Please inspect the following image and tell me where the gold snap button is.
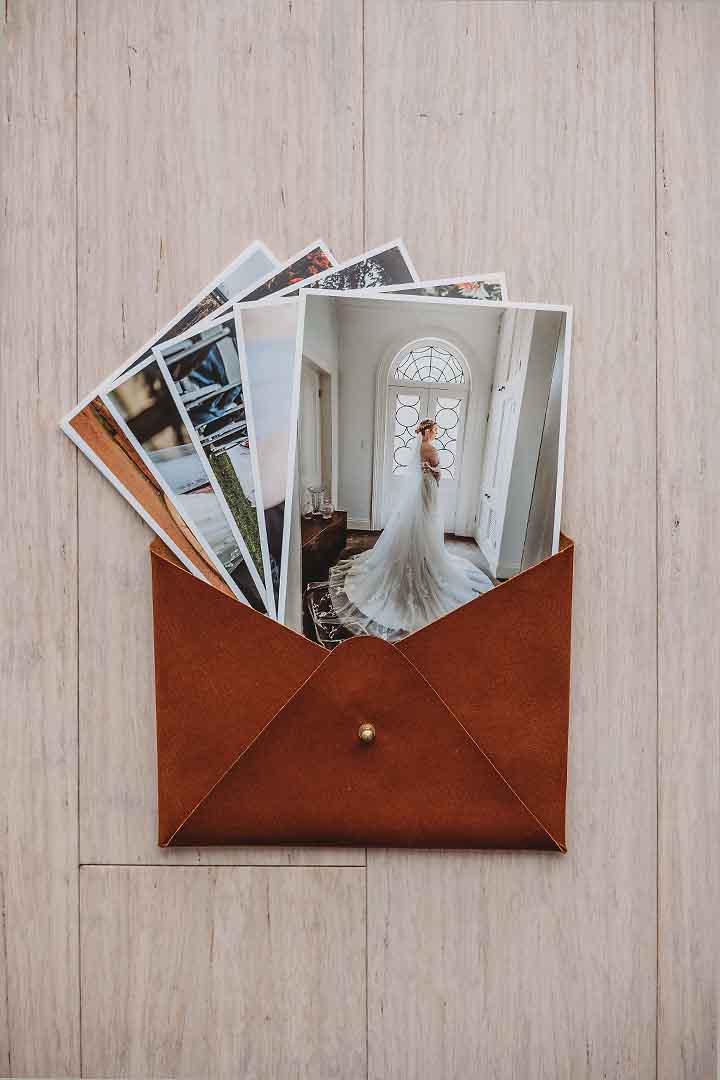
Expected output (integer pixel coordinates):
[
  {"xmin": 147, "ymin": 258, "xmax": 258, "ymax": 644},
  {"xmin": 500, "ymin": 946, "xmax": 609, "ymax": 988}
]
[{"xmin": 358, "ymin": 723, "xmax": 376, "ymax": 744}]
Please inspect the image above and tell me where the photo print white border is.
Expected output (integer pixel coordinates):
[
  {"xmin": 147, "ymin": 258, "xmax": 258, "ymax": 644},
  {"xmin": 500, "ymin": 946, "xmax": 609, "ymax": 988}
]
[
  {"xmin": 233, "ymin": 296, "xmax": 300, "ymax": 614},
  {"xmin": 245, "ymin": 271, "xmax": 509, "ymax": 623},
  {"xmin": 278, "ymin": 290, "xmax": 572, "ymax": 627},
  {"xmin": 202, "ymin": 239, "xmax": 337, "ymax": 327},
  {"xmin": 238, "ymin": 238, "xmax": 337, "ymax": 302},
  {"xmin": 233, "ymin": 305, "xmax": 281, "ymax": 612},
  {"xmin": 98, "ymin": 356, "xmax": 258, "ymax": 608},
  {"xmin": 59, "ymin": 238, "xmax": 344, "ymax": 621},
  {"xmin": 376, "ymin": 271, "xmax": 508, "ymax": 301},
  {"xmin": 61, "ymin": 412, "xmax": 220, "ymax": 590},
  {"xmin": 237, "ymin": 251, "xmax": 434, "ymax": 620},
  {"xmin": 152, "ymin": 313, "xmax": 275, "ymax": 615},
  {"xmin": 59, "ymin": 239, "xmax": 281, "ymax": 559},
  {"xmin": 61, "ymin": 239, "xmax": 279, "ymax": 426},
  {"xmin": 273, "ymin": 238, "xmax": 420, "ymax": 298}
]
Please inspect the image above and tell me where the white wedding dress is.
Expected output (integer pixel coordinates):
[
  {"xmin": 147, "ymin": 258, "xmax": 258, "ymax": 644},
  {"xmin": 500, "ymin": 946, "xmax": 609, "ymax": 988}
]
[{"xmin": 329, "ymin": 439, "xmax": 494, "ymax": 640}]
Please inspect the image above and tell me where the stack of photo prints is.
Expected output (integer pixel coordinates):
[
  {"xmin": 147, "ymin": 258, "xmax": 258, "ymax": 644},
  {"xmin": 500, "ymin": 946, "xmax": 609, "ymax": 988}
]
[{"xmin": 63, "ymin": 238, "xmax": 571, "ymax": 647}]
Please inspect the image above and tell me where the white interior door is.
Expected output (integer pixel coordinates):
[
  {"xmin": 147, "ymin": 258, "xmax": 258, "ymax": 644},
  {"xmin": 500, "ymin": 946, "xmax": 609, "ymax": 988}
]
[
  {"xmin": 382, "ymin": 386, "xmax": 466, "ymax": 531},
  {"xmin": 475, "ymin": 310, "xmax": 534, "ymax": 575},
  {"xmin": 431, "ymin": 391, "xmax": 466, "ymax": 532},
  {"xmin": 383, "ymin": 388, "xmax": 427, "ymax": 526}
]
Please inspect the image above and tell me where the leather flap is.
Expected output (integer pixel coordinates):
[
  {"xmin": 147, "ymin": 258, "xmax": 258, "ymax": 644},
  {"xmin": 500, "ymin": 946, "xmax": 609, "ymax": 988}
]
[
  {"xmin": 398, "ymin": 538, "xmax": 573, "ymax": 847},
  {"xmin": 169, "ymin": 634, "xmax": 563, "ymax": 849},
  {"xmin": 151, "ymin": 537, "xmax": 573, "ymax": 850},
  {"xmin": 151, "ymin": 542, "xmax": 324, "ymax": 844}
]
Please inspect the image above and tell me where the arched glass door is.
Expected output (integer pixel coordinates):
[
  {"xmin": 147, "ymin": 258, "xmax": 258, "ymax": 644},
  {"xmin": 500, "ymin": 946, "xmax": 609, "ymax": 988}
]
[{"xmin": 381, "ymin": 340, "xmax": 469, "ymax": 532}]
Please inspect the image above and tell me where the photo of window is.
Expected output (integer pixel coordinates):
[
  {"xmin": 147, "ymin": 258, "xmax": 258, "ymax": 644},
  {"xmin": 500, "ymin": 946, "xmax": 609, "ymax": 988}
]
[{"xmin": 287, "ymin": 292, "xmax": 570, "ymax": 645}]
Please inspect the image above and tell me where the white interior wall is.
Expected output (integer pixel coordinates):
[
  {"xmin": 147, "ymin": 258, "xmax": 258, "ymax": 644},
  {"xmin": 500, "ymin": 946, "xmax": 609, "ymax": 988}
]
[
  {"xmin": 299, "ymin": 364, "xmax": 323, "ymax": 492},
  {"xmin": 318, "ymin": 370, "xmax": 333, "ymax": 491},
  {"xmin": 297, "ymin": 295, "xmax": 562, "ymax": 570},
  {"xmin": 499, "ymin": 310, "xmax": 563, "ymax": 574},
  {"xmin": 301, "ymin": 294, "xmax": 341, "ymax": 505},
  {"xmin": 334, "ymin": 296, "xmax": 501, "ymax": 528},
  {"xmin": 302, "ymin": 293, "xmax": 340, "ymax": 377},
  {"xmin": 241, "ymin": 300, "xmax": 299, "ymax": 510},
  {"xmin": 522, "ymin": 319, "xmax": 566, "ymax": 570}
]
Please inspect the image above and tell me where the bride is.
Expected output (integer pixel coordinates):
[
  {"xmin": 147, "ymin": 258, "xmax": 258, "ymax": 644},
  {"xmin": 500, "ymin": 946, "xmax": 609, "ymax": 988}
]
[{"xmin": 329, "ymin": 418, "xmax": 494, "ymax": 640}]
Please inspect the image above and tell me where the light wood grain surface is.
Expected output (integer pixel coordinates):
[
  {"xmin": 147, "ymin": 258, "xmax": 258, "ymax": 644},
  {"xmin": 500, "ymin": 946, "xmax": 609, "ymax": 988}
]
[
  {"xmin": 80, "ymin": 867, "xmax": 366, "ymax": 1078},
  {"xmin": 1, "ymin": 2, "xmax": 717, "ymax": 1078},
  {"xmin": 655, "ymin": 5, "xmax": 720, "ymax": 1078},
  {"xmin": 365, "ymin": 4, "xmax": 658, "ymax": 1077},
  {"xmin": 1, "ymin": 2, "xmax": 80, "ymax": 1075},
  {"xmin": 76, "ymin": 0, "xmax": 364, "ymax": 867}
]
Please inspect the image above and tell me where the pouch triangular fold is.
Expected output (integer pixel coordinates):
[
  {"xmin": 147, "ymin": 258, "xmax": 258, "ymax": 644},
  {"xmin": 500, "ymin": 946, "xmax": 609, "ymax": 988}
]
[
  {"xmin": 398, "ymin": 537, "xmax": 573, "ymax": 848},
  {"xmin": 168, "ymin": 634, "xmax": 563, "ymax": 850},
  {"xmin": 151, "ymin": 537, "xmax": 573, "ymax": 851},
  {"xmin": 151, "ymin": 542, "xmax": 324, "ymax": 844}
]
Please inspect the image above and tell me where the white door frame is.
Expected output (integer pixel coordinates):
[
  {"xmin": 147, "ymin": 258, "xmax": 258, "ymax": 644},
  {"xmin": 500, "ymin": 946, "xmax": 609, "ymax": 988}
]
[
  {"xmin": 298, "ymin": 363, "xmax": 322, "ymax": 494},
  {"xmin": 475, "ymin": 309, "xmax": 535, "ymax": 575},
  {"xmin": 371, "ymin": 337, "xmax": 471, "ymax": 530}
]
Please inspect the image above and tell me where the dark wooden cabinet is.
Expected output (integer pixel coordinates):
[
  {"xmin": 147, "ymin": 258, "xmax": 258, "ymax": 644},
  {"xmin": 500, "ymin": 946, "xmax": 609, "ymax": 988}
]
[{"xmin": 301, "ymin": 511, "xmax": 348, "ymax": 586}]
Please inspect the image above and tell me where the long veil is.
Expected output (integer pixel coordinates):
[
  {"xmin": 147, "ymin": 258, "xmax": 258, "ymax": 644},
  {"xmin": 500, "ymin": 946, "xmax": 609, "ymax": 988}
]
[{"xmin": 328, "ymin": 438, "xmax": 493, "ymax": 640}]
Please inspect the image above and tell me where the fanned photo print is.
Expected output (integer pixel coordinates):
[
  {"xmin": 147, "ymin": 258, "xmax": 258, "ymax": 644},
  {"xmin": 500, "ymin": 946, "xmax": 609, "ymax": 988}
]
[{"xmin": 285, "ymin": 291, "xmax": 570, "ymax": 645}]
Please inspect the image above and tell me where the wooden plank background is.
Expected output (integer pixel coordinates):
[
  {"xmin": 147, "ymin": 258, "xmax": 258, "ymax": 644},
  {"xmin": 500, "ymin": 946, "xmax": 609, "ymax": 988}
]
[{"xmin": 1, "ymin": 2, "xmax": 717, "ymax": 1077}]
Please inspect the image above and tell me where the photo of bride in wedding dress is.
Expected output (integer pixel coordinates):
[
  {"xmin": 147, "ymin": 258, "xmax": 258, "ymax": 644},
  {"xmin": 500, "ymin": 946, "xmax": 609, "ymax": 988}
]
[
  {"xmin": 328, "ymin": 419, "xmax": 494, "ymax": 640},
  {"xmin": 288, "ymin": 291, "xmax": 570, "ymax": 647}
]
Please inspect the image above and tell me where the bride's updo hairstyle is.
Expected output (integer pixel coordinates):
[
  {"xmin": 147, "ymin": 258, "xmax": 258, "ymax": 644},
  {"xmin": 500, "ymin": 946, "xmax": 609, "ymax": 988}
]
[{"xmin": 415, "ymin": 418, "xmax": 436, "ymax": 436}]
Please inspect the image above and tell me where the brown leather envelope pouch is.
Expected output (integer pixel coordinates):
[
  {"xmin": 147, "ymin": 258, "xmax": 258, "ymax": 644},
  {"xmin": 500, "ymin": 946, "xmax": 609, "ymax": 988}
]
[{"xmin": 150, "ymin": 535, "xmax": 574, "ymax": 851}]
